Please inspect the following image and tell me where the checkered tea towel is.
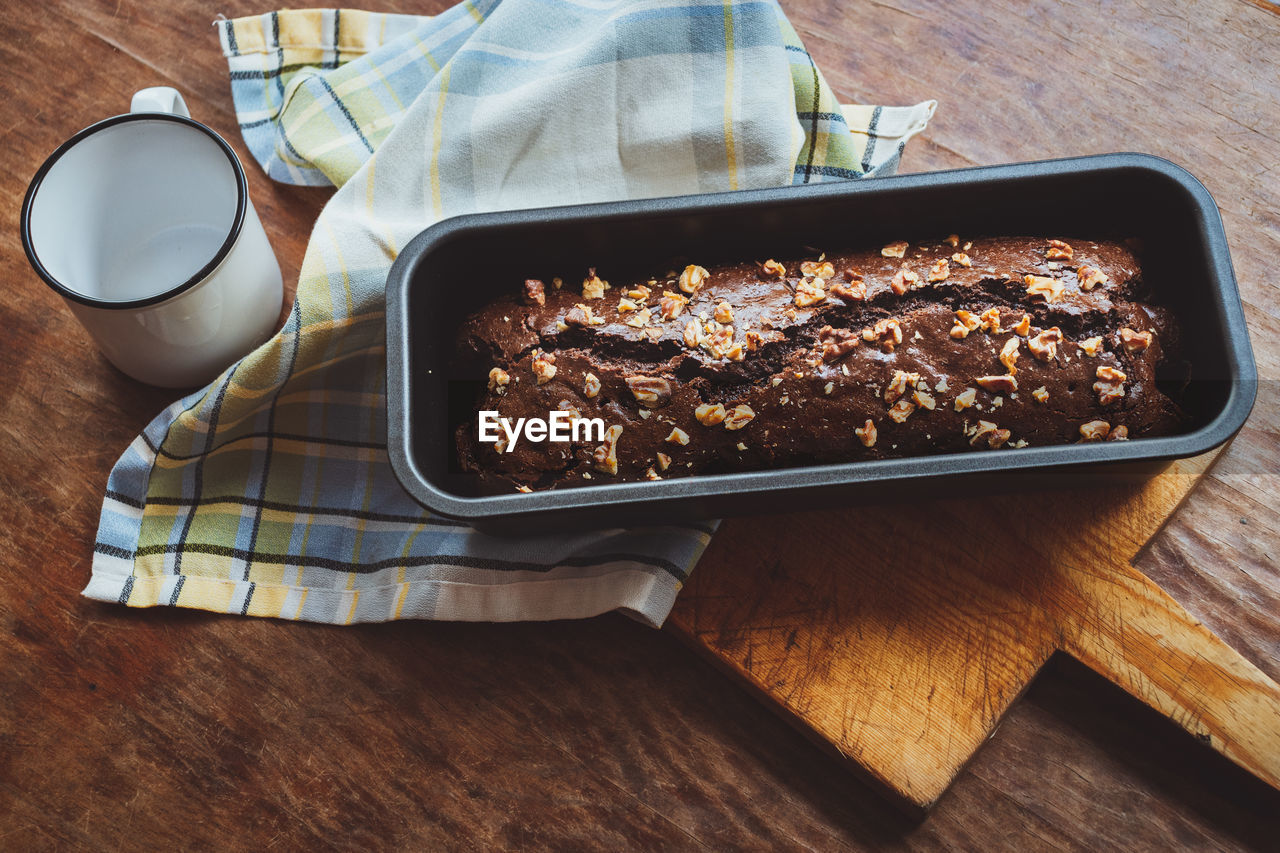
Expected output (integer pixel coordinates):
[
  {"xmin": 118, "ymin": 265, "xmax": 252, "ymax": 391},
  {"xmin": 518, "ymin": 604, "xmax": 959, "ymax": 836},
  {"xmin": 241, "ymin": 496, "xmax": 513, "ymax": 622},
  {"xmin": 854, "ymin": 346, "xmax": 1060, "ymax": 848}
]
[{"xmin": 84, "ymin": 2, "xmax": 935, "ymax": 627}]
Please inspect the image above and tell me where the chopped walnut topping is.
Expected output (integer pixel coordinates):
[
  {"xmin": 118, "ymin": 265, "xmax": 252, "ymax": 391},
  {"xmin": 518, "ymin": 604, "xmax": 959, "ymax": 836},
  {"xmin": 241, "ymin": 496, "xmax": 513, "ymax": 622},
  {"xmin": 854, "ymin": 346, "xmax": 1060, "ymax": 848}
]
[
  {"xmin": 979, "ymin": 308, "xmax": 1003, "ymax": 334},
  {"xmin": 678, "ymin": 264, "xmax": 709, "ymax": 294},
  {"xmin": 855, "ymin": 419, "xmax": 877, "ymax": 447},
  {"xmin": 703, "ymin": 321, "xmax": 736, "ymax": 359},
  {"xmin": 531, "ymin": 350, "xmax": 557, "ymax": 385},
  {"xmin": 516, "ymin": 484, "xmax": 533, "ymax": 493},
  {"xmin": 624, "ymin": 284, "xmax": 651, "ymax": 301},
  {"xmin": 760, "ymin": 259, "xmax": 787, "ymax": 279},
  {"xmin": 785, "ymin": 307, "xmax": 798, "ymax": 322},
  {"xmin": 555, "ymin": 320, "xmax": 569, "ymax": 332},
  {"xmin": 626, "ymin": 375, "xmax": 672, "ymax": 407},
  {"xmin": 659, "ymin": 291, "xmax": 689, "ymax": 321},
  {"xmin": 488, "ymin": 367, "xmax": 511, "ymax": 394},
  {"xmin": 645, "ymin": 467, "xmax": 662, "ymax": 481},
  {"xmin": 830, "ymin": 278, "xmax": 867, "ymax": 302},
  {"xmin": 1120, "ymin": 327, "xmax": 1154, "ymax": 353},
  {"xmin": 771, "ymin": 376, "xmax": 784, "ymax": 387},
  {"xmin": 695, "ymin": 403, "xmax": 727, "ymax": 426},
  {"xmin": 890, "ymin": 266, "xmax": 921, "ymax": 295},
  {"xmin": 583, "ymin": 372, "xmax": 601, "ymax": 398},
  {"xmin": 1078, "ymin": 336, "xmax": 1104, "ymax": 357},
  {"xmin": 683, "ymin": 319, "xmax": 703, "ymax": 348},
  {"xmin": 951, "ymin": 309, "xmax": 982, "ymax": 339},
  {"xmin": 885, "ymin": 370, "xmax": 922, "ymax": 404},
  {"xmin": 1107, "ymin": 425, "xmax": 1130, "ymax": 441},
  {"xmin": 1032, "ymin": 386, "xmax": 1049, "ymax": 403},
  {"xmin": 928, "ymin": 259, "xmax": 950, "ymax": 282},
  {"xmin": 1093, "ymin": 365, "xmax": 1127, "ymax": 405},
  {"xmin": 862, "ymin": 317, "xmax": 904, "ymax": 352},
  {"xmin": 945, "ymin": 234, "xmax": 960, "ymax": 247},
  {"xmin": 1024, "ymin": 274, "xmax": 1065, "ymax": 303},
  {"xmin": 623, "ymin": 307, "xmax": 651, "ymax": 329},
  {"xmin": 969, "ymin": 420, "xmax": 997, "ymax": 447},
  {"xmin": 824, "ymin": 382, "xmax": 834, "ymax": 395},
  {"xmin": 888, "ymin": 399, "xmax": 916, "ymax": 423},
  {"xmin": 714, "ymin": 301, "xmax": 734, "ymax": 324},
  {"xmin": 1046, "ymin": 239, "xmax": 1074, "ymax": 261},
  {"xmin": 794, "ymin": 278, "xmax": 826, "ymax": 307},
  {"xmin": 617, "ymin": 297, "xmax": 640, "ymax": 313},
  {"xmin": 523, "ymin": 279, "xmax": 546, "ymax": 306},
  {"xmin": 565, "ymin": 302, "xmax": 605, "ymax": 327},
  {"xmin": 1027, "ymin": 327, "xmax": 1064, "ymax": 361},
  {"xmin": 976, "ymin": 374, "xmax": 1018, "ymax": 393},
  {"xmin": 582, "ymin": 268, "xmax": 608, "ymax": 300},
  {"xmin": 552, "ymin": 277, "xmax": 563, "ymax": 290},
  {"xmin": 818, "ymin": 325, "xmax": 860, "ymax": 362},
  {"xmin": 801, "ymin": 260, "xmax": 835, "ymax": 279},
  {"xmin": 665, "ymin": 427, "xmax": 690, "ymax": 445},
  {"xmin": 987, "ymin": 427, "xmax": 1012, "ymax": 449},
  {"xmin": 951, "ymin": 252, "xmax": 972, "ymax": 268},
  {"xmin": 656, "ymin": 451, "xmax": 672, "ymax": 470},
  {"xmin": 881, "ymin": 240, "xmax": 909, "ymax": 258},
  {"xmin": 1077, "ymin": 265, "xmax": 1109, "ymax": 291},
  {"xmin": 723, "ymin": 404, "xmax": 755, "ymax": 431},
  {"xmin": 592, "ymin": 424, "xmax": 624, "ymax": 474},
  {"xmin": 936, "ymin": 377, "xmax": 949, "ymax": 392},
  {"xmin": 1012, "ymin": 314, "xmax": 1032, "ymax": 336},
  {"xmin": 1079, "ymin": 420, "xmax": 1111, "ymax": 441},
  {"xmin": 745, "ymin": 330, "xmax": 763, "ymax": 352},
  {"xmin": 913, "ymin": 388, "xmax": 937, "ymax": 410},
  {"xmin": 954, "ymin": 388, "xmax": 978, "ymax": 411},
  {"xmin": 999, "ymin": 337, "xmax": 1021, "ymax": 374}
]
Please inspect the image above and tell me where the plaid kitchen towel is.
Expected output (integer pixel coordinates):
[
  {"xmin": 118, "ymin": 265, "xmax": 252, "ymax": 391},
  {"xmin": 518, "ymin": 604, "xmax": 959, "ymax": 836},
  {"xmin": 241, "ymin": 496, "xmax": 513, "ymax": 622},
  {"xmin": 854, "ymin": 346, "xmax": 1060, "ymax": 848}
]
[{"xmin": 83, "ymin": 2, "xmax": 935, "ymax": 627}]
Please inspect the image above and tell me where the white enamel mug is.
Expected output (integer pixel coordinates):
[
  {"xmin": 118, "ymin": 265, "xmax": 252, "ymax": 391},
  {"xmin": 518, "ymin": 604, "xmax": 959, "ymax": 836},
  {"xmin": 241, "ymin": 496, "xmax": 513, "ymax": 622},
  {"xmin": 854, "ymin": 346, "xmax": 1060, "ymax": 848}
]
[{"xmin": 20, "ymin": 87, "xmax": 283, "ymax": 388}]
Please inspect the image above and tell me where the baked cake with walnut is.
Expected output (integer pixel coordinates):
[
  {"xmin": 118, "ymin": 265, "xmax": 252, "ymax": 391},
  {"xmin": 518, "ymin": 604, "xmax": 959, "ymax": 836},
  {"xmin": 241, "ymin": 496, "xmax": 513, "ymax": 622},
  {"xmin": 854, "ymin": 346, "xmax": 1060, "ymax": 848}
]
[{"xmin": 454, "ymin": 235, "xmax": 1186, "ymax": 491}]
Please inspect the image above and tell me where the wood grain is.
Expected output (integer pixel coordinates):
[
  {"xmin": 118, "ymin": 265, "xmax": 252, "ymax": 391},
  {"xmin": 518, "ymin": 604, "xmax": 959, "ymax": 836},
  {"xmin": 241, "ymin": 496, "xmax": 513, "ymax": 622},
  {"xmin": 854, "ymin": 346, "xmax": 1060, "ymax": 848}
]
[{"xmin": 2, "ymin": 0, "xmax": 1279, "ymax": 849}]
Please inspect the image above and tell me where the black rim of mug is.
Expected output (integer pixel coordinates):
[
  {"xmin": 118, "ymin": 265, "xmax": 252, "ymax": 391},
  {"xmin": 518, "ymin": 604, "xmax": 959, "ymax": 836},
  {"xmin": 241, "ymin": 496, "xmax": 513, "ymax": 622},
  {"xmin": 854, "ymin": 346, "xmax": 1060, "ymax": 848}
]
[{"xmin": 19, "ymin": 111, "xmax": 249, "ymax": 311}]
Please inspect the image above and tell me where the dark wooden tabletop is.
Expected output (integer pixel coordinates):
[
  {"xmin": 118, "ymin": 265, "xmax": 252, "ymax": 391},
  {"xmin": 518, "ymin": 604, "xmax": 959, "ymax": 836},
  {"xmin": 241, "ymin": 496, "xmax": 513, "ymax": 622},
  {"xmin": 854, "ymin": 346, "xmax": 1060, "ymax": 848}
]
[{"xmin": 2, "ymin": 0, "xmax": 1278, "ymax": 849}]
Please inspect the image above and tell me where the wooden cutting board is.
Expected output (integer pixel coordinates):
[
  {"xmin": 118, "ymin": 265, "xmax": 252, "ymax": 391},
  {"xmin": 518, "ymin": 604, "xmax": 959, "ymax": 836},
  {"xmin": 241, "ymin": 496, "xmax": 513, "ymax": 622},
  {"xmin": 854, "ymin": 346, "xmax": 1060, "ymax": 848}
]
[{"xmin": 666, "ymin": 446, "xmax": 1280, "ymax": 814}]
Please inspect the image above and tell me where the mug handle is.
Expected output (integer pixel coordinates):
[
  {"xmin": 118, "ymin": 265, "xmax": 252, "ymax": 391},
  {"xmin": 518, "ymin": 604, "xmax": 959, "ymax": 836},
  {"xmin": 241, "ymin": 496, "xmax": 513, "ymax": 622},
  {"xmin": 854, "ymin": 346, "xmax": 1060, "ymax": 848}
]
[{"xmin": 130, "ymin": 86, "xmax": 190, "ymax": 118}]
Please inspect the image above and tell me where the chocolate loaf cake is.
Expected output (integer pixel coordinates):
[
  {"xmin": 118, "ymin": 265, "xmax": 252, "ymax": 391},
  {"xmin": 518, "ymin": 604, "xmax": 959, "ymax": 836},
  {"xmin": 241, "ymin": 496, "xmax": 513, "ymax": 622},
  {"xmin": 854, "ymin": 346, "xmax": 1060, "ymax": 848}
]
[{"xmin": 454, "ymin": 236, "xmax": 1185, "ymax": 491}]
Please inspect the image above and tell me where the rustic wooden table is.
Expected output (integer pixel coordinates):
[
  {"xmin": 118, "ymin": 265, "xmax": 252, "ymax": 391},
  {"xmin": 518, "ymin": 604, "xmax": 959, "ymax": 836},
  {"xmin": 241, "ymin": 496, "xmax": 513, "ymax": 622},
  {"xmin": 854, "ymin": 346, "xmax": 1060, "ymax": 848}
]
[{"xmin": 2, "ymin": 0, "xmax": 1278, "ymax": 848}]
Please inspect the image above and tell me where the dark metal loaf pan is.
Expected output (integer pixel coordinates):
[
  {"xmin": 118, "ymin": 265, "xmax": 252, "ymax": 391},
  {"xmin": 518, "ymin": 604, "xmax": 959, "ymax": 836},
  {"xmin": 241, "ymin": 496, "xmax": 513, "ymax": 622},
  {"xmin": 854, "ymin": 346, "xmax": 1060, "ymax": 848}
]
[{"xmin": 386, "ymin": 154, "xmax": 1256, "ymax": 535}]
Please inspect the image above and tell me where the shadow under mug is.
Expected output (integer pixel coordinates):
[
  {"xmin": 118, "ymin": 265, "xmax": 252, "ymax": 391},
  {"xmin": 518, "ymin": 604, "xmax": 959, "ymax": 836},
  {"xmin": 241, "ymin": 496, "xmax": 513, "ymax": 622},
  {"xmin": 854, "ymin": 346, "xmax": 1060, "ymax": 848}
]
[{"xmin": 20, "ymin": 87, "xmax": 283, "ymax": 388}]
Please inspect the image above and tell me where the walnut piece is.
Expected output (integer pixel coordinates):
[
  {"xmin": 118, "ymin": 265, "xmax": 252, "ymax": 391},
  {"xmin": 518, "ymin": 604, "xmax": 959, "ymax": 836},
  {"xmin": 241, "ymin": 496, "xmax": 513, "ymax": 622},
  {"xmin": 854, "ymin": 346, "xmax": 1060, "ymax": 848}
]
[
  {"xmin": 582, "ymin": 268, "xmax": 608, "ymax": 300},
  {"xmin": 890, "ymin": 266, "xmax": 920, "ymax": 295},
  {"xmin": 1012, "ymin": 314, "xmax": 1032, "ymax": 336},
  {"xmin": 583, "ymin": 372, "xmax": 601, "ymax": 398},
  {"xmin": 954, "ymin": 388, "xmax": 977, "ymax": 411},
  {"xmin": 1024, "ymin": 274, "xmax": 1065, "ymax": 303},
  {"xmin": 565, "ymin": 302, "xmax": 605, "ymax": 327},
  {"xmin": 1077, "ymin": 265, "xmax": 1109, "ymax": 291},
  {"xmin": 831, "ymin": 278, "xmax": 867, "ymax": 302},
  {"xmin": 1027, "ymin": 386, "xmax": 1048, "ymax": 404},
  {"xmin": 862, "ymin": 317, "xmax": 904, "ymax": 352},
  {"xmin": 881, "ymin": 240, "xmax": 909, "ymax": 258},
  {"xmin": 723, "ymin": 404, "xmax": 755, "ymax": 430},
  {"xmin": 976, "ymin": 374, "xmax": 1018, "ymax": 393},
  {"xmin": 625, "ymin": 375, "xmax": 672, "ymax": 407},
  {"xmin": 818, "ymin": 325, "xmax": 859, "ymax": 362},
  {"xmin": 623, "ymin": 307, "xmax": 651, "ymax": 329},
  {"xmin": 624, "ymin": 284, "xmax": 651, "ymax": 301},
  {"xmin": 714, "ymin": 301, "xmax": 734, "ymax": 324},
  {"xmin": 1079, "ymin": 420, "xmax": 1111, "ymax": 441},
  {"xmin": 683, "ymin": 319, "xmax": 703, "ymax": 348},
  {"xmin": 1108, "ymin": 425, "xmax": 1130, "ymax": 441},
  {"xmin": 1027, "ymin": 327, "xmax": 1063, "ymax": 362},
  {"xmin": 969, "ymin": 420, "xmax": 1010, "ymax": 448},
  {"xmin": 979, "ymin": 308, "xmax": 1003, "ymax": 334},
  {"xmin": 488, "ymin": 367, "xmax": 510, "ymax": 394},
  {"xmin": 999, "ymin": 337, "xmax": 1021, "ymax": 374},
  {"xmin": 523, "ymin": 279, "xmax": 546, "ymax": 306},
  {"xmin": 951, "ymin": 252, "xmax": 972, "ymax": 268},
  {"xmin": 888, "ymin": 399, "xmax": 916, "ymax": 423},
  {"xmin": 617, "ymin": 297, "xmax": 640, "ymax": 313},
  {"xmin": 695, "ymin": 403, "xmax": 726, "ymax": 426},
  {"xmin": 913, "ymin": 388, "xmax": 937, "ymax": 410},
  {"xmin": 855, "ymin": 419, "xmax": 877, "ymax": 447},
  {"xmin": 665, "ymin": 427, "xmax": 690, "ymax": 445},
  {"xmin": 1093, "ymin": 365, "xmax": 1127, "ymax": 405},
  {"xmin": 678, "ymin": 264, "xmax": 709, "ymax": 294},
  {"xmin": 659, "ymin": 291, "xmax": 689, "ymax": 321},
  {"xmin": 794, "ymin": 278, "xmax": 826, "ymax": 307},
  {"xmin": 760, "ymin": 259, "xmax": 787, "ymax": 279},
  {"xmin": 945, "ymin": 234, "xmax": 960, "ymax": 247},
  {"xmin": 1120, "ymin": 327, "xmax": 1154, "ymax": 353},
  {"xmin": 531, "ymin": 350, "xmax": 557, "ymax": 385},
  {"xmin": 703, "ymin": 321, "xmax": 737, "ymax": 359},
  {"xmin": 1046, "ymin": 239, "xmax": 1074, "ymax": 261},
  {"xmin": 800, "ymin": 260, "xmax": 835, "ymax": 279},
  {"xmin": 1078, "ymin": 336, "xmax": 1104, "ymax": 357},
  {"xmin": 928, "ymin": 259, "xmax": 950, "ymax": 282},
  {"xmin": 885, "ymin": 369, "xmax": 921, "ymax": 404},
  {"xmin": 592, "ymin": 424, "xmax": 624, "ymax": 474},
  {"xmin": 951, "ymin": 309, "xmax": 982, "ymax": 339},
  {"xmin": 656, "ymin": 451, "xmax": 672, "ymax": 470}
]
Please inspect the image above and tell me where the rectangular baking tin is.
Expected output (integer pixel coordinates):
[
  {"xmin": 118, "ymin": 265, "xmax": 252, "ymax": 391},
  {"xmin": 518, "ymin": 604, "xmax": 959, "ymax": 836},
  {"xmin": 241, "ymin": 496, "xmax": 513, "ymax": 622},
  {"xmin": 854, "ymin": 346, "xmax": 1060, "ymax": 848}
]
[{"xmin": 387, "ymin": 154, "xmax": 1256, "ymax": 534}]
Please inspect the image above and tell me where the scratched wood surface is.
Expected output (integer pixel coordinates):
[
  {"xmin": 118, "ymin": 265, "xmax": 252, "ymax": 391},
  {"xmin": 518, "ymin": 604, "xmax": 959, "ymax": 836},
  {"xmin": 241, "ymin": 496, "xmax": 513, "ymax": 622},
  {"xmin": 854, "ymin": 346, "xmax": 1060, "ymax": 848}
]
[{"xmin": 2, "ymin": 0, "xmax": 1279, "ymax": 849}]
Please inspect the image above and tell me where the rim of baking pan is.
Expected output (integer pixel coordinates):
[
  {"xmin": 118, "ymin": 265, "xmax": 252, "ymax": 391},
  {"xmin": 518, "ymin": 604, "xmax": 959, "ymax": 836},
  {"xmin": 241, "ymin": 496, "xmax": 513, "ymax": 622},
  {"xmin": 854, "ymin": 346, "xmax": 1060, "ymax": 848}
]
[{"xmin": 386, "ymin": 152, "xmax": 1257, "ymax": 523}]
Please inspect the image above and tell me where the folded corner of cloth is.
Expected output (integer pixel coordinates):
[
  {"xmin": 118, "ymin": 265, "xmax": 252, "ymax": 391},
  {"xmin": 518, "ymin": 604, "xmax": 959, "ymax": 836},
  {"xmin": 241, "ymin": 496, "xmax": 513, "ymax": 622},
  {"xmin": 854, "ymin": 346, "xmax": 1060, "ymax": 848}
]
[{"xmin": 85, "ymin": 1, "xmax": 936, "ymax": 628}]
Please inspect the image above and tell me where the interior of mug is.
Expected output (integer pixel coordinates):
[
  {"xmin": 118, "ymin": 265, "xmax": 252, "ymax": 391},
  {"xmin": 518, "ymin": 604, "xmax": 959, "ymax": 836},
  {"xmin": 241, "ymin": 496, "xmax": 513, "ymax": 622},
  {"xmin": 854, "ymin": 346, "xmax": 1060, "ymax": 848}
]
[{"xmin": 25, "ymin": 116, "xmax": 242, "ymax": 306}]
